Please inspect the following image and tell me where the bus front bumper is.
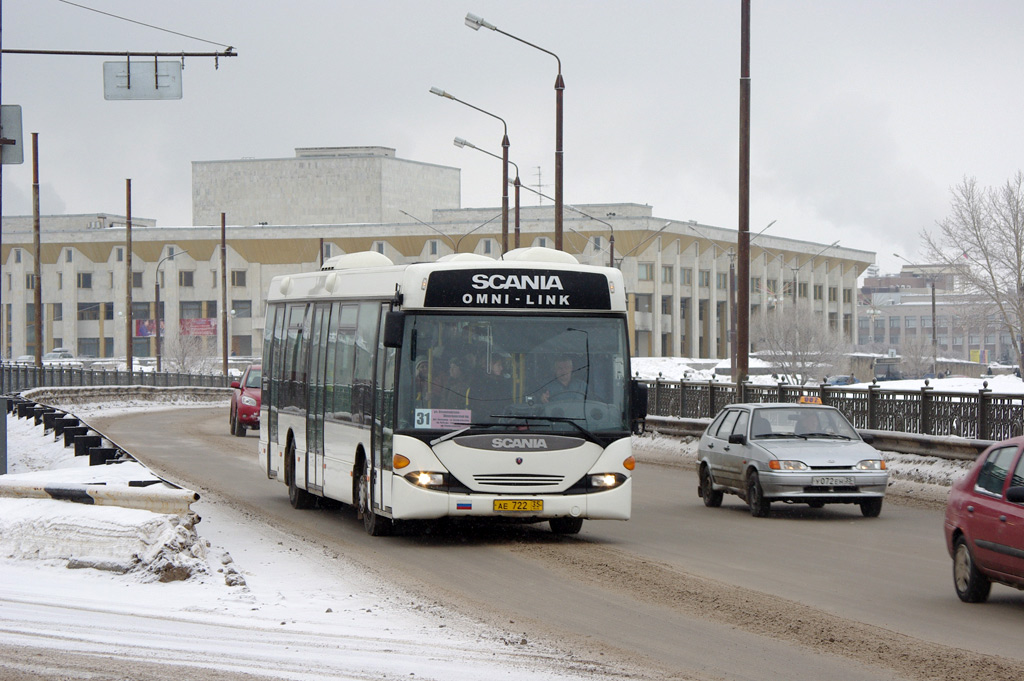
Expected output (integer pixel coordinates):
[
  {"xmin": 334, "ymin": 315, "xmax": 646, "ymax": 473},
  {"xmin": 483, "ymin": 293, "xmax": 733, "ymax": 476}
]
[{"xmin": 390, "ymin": 476, "xmax": 632, "ymax": 522}]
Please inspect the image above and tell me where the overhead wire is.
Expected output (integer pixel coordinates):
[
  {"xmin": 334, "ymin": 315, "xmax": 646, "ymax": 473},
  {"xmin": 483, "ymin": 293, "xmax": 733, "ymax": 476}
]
[{"xmin": 57, "ymin": 0, "xmax": 233, "ymax": 49}]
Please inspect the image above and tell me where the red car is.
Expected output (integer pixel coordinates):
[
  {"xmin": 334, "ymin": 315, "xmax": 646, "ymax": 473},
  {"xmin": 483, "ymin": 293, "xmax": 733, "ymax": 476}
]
[
  {"xmin": 944, "ymin": 437, "xmax": 1024, "ymax": 602},
  {"xmin": 229, "ymin": 364, "xmax": 262, "ymax": 437}
]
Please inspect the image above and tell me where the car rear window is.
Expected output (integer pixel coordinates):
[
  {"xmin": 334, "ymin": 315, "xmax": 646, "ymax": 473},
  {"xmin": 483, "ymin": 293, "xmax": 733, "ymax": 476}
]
[{"xmin": 976, "ymin": 445, "xmax": 1018, "ymax": 496}]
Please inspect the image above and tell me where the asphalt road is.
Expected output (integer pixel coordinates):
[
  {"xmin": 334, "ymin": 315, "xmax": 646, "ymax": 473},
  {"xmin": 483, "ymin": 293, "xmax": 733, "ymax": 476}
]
[{"xmin": 93, "ymin": 406, "xmax": 1024, "ymax": 681}]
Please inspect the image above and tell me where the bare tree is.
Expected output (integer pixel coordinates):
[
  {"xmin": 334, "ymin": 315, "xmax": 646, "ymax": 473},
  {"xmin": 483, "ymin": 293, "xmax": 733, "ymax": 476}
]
[
  {"xmin": 922, "ymin": 173, "xmax": 1024, "ymax": 368},
  {"xmin": 164, "ymin": 331, "xmax": 215, "ymax": 373},
  {"xmin": 899, "ymin": 332, "xmax": 934, "ymax": 379},
  {"xmin": 751, "ymin": 303, "xmax": 851, "ymax": 384}
]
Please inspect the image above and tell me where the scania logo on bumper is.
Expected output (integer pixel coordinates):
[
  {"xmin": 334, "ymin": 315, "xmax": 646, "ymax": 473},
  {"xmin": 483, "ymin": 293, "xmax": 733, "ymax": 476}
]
[
  {"xmin": 454, "ymin": 434, "xmax": 585, "ymax": 452},
  {"xmin": 516, "ymin": 457, "xmax": 524, "ymax": 465}
]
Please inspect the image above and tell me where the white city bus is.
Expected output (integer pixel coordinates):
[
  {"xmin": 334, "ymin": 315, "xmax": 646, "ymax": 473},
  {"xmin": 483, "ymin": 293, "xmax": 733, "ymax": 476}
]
[{"xmin": 258, "ymin": 247, "xmax": 646, "ymax": 535}]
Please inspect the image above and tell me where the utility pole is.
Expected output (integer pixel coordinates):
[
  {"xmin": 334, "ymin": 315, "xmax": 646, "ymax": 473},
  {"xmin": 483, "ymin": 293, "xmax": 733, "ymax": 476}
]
[
  {"xmin": 125, "ymin": 179, "xmax": 133, "ymax": 376},
  {"xmin": 736, "ymin": 0, "xmax": 752, "ymax": 386}
]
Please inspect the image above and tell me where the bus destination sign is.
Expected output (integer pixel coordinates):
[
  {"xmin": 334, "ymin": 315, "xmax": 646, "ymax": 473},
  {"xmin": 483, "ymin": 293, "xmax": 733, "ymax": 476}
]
[{"xmin": 424, "ymin": 269, "xmax": 611, "ymax": 310}]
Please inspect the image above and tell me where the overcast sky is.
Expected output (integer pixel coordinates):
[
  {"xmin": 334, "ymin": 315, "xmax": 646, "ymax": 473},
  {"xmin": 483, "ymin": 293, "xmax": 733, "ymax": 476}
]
[{"xmin": 3, "ymin": 1, "xmax": 1023, "ymax": 275}]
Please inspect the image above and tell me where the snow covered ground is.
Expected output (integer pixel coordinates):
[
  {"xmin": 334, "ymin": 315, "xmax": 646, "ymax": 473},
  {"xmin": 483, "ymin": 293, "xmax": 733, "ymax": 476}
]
[{"xmin": 0, "ymin": 386, "xmax": 977, "ymax": 680}]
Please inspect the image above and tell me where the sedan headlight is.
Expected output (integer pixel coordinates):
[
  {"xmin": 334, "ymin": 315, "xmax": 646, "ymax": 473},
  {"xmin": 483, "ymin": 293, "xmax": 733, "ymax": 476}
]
[
  {"xmin": 240, "ymin": 396, "xmax": 258, "ymax": 407},
  {"xmin": 769, "ymin": 459, "xmax": 808, "ymax": 471},
  {"xmin": 855, "ymin": 459, "xmax": 886, "ymax": 470}
]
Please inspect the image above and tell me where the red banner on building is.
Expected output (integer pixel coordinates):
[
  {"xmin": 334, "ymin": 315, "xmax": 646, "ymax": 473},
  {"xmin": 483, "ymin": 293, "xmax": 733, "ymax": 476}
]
[{"xmin": 180, "ymin": 318, "xmax": 217, "ymax": 336}]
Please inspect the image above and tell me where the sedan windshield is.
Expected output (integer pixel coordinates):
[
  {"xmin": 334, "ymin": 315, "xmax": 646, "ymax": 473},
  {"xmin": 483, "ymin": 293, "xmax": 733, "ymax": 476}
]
[
  {"xmin": 395, "ymin": 313, "xmax": 630, "ymax": 435},
  {"xmin": 751, "ymin": 407, "xmax": 859, "ymax": 440}
]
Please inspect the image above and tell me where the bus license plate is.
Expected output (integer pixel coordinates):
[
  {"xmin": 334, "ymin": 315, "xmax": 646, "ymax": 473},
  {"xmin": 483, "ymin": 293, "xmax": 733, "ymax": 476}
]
[
  {"xmin": 811, "ymin": 476, "xmax": 854, "ymax": 487},
  {"xmin": 493, "ymin": 499, "xmax": 543, "ymax": 512}
]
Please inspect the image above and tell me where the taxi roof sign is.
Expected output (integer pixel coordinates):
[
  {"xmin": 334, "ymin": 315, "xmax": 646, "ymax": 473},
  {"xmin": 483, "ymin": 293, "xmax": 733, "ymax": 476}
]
[{"xmin": 798, "ymin": 396, "xmax": 823, "ymax": 404}]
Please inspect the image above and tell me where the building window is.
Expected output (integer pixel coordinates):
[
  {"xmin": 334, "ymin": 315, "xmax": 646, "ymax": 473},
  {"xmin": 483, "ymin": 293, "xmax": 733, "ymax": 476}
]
[
  {"xmin": 58, "ymin": 272, "xmax": 63, "ymax": 290},
  {"xmin": 843, "ymin": 288, "xmax": 853, "ymax": 303},
  {"xmin": 77, "ymin": 272, "xmax": 92, "ymax": 289},
  {"xmin": 661, "ymin": 266, "xmax": 673, "ymax": 284},
  {"xmin": 905, "ymin": 316, "xmax": 916, "ymax": 328},
  {"xmin": 232, "ymin": 300, "xmax": 252, "ymax": 318},
  {"xmin": 116, "ymin": 247, "xmax": 123, "ymax": 262},
  {"xmin": 889, "ymin": 316, "xmax": 900, "ymax": 328},
  {"xmin": 661, "ymin": 296, "xmax": 672, "ymax": 314},
  {"xmin": 26, "ymin": 274, "xmax": 35, "ymax": 290},
  {"xmin": 750, "ymin": 277, "xmax": 761, "ymax": 293},
  {"xmin": 132, "ymin": 271, "xmax": 143, "ymax": 288},
  {"xmin": 537, "ymin": 237, "xmax": 548, "ymax": 248},
  {"xmin": 180, "ymin": 301, "xmax": 203, "ymax": 319},
  {"xmin": 798, "ymin": 282, "xmax": 808, "ymax": 299},
  {"xmin": 429, "ymin": 240, "xmax": 438, "ymax": 256},
  {"xmin": 66, "ymin": 249, "xmax": 73, "ymax": 263},
  {"xmin": 231, "ymin": 270, "xmax": 247, "ymax": 287},
  {"xmin": 638, "ymin": 263, "xmax": 654, "ymax": 281},
  {"xmin": 53, "ymin": 303, "xmax": 62, "ymax": 321},
  {"xmin": 374, "ymin": 241, "xmax": 385, "ymax": 254},
  {"xmin": 78, "ymin": 302, "xmax": 101, "ymax": 321},
  {"xmin": 828, "ymin": 286, "xmax": 838, "ymax": 302},
  {"xmin": 813, "ymin": 285, "xmax": 824, "ymax": 300},
  {"xmin": 767, "ymin": 279, "xmax": 778, "ymax": 295},
  {"xmin": 104, "ymin": 337, "xmax": 114, "ymax": 357},
  {"xmin": 109, "ymin": 271, "xmax": 114, "ymax": 288},
  {"xmin": 483, "ymin": 239, "xmax": 492, "ymax": 254},
  {"xmin": 698, "ymin": 270, "xmax": 711, "ymax": 288},
  {"xmin": 717, "ymin": 272, "xmax": 728, "ymax": 290},
  {"xmin": 103, "ymin": 302, "xmax": 114, "ymax": 320},
  {"xmin": 79, "ymin": 338, "xmax": 99, "ymax": 357},
  {"xmin": 14, "ymin": 249, "xmax": 21, "ymax": 263},
  {"xmin": 179, "ymin": 271, "xmax": 194, "ymax": 287},
  {"xmin": 681, "ymin": 268, "xmax": 692, "ymax": 285},
  {"xmin": 634, "ymin": 294, "xmax": 652, "ymax": 313}
]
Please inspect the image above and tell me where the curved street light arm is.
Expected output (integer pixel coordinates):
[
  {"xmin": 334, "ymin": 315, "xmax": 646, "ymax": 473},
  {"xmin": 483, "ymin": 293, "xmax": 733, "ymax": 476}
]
[{"xmin": 398, "ymin": 209, "xmax": 456, "ymax": 251}]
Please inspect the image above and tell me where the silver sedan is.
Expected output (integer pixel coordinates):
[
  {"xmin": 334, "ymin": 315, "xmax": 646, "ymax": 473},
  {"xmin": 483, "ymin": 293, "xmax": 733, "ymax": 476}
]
[{"xmin": 697, "ymin": 403, "xmax": 889, "ymax": 517}]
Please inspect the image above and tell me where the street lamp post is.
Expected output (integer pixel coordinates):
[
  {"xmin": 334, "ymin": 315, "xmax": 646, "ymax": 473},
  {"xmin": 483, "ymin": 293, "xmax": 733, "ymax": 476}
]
[
  {"xmin": 430, "ymin": 87, "xmax": 509, "ymax": 253},
  {"xmin": 454, "ymin": 137, "xmax": 521, "ymax": 249},
  {"xmin": 465, "ymin": 12, "xmax": 563, "ymax": 251},
  {"xmin": 154, "ymin": 249, "xmax": 186, "ymax": 373},
  {"xmin": 791, "ymin": 240, "xmax": 840, "ymax": 307}
]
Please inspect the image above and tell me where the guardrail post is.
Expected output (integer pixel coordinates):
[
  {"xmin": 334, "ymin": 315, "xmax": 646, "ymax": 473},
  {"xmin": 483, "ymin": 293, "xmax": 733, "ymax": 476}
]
[
  {"xmin": 707, "ymin": 380, "xmax": 716, "ymax": 419},
  {"xmin": 868, "ymin": 380, "xmax": 879, "ymax": 430},
  {"xmin": 920, "ymin": 380, "xmax": 933, "ymax": 435},
  {"xmin": 978, "ymin": 381, "xmax": 992, "ymax": 441}
]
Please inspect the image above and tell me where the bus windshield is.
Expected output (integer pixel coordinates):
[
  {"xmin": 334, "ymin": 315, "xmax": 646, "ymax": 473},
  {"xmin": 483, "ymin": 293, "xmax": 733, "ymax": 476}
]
[{"xmin": 396, "ymin": 314, "xmax": 630, "ymax": 435}]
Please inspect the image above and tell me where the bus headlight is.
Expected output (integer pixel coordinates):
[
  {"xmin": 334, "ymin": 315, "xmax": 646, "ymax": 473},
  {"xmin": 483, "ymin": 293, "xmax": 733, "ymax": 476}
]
[
  {"xmin": 855, "ymin": 459, "xmax": 886, "ymax": 470},
  {"xmin": 589, "ymin": 473, "xmax": 626, "ymax": 489},
  {"xmin": 405, "ymin": 471, "xmax": 447, "ymax": 488}
]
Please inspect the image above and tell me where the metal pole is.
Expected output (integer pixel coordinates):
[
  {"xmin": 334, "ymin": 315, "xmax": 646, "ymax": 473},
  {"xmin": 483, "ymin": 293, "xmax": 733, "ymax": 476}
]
[
  {"xmin": 931, "ymin": 280, "xmax": 938, "ymax": 375},
  {"xmin": 125, "ymin": 178, "xmax": 133, "ymax": 378},
  {"xmin": 155, "ymin": 270, "xmax": 161, "ymax": 372},
  {"xmin": 736, "ymin": 0, "xmax": 751, "ymax": 383},
  {"xmin": 32, "ymin": 132, "xmax": 41, "ymax": 366},
  {"xmin": 501, "ymin": 133, "xmax": 509, "ymax": 253},
  {"xmin": 555, "ymin": 71, "xmax": 564, "ymax": 251},
  {"xmin": 221, "ymin": 212, "xmax": 228, "ymax": 376},
  {"xmin": 513, "ymin": 174, "xmax": 521, "ymax": 249}
]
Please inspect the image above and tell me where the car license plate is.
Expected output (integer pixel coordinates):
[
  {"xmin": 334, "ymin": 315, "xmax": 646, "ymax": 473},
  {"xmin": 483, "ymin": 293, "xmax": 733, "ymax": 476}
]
[
  {"xmin": 493, "ymin": 499, "xmax": 543, "ymax": 512},
  {"xmin": 812, "ymin": 476, "xmax": 854, "ymax": 487}
]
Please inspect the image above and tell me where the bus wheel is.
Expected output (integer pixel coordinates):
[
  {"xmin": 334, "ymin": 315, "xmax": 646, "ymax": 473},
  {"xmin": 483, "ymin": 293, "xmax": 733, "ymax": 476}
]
[
  {"xmin": 287, "ymin": 442, "xmax": 315, "ymax": 510},
  {"xmin": 549, "ymin": 517, "xmax": 583, "ymax": 535},
  {"xmin": 359, "ymin": 456, "xmax": 392, "ymax": 536}
]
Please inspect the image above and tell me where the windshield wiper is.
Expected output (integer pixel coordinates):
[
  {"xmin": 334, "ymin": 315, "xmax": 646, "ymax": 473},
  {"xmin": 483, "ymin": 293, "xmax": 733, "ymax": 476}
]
[
  {"xmin": 796, "ymin": 432, "xmax": 852, "ymax": 440},
  {"xmin": 753, "ymin": 433, "xmax": 794, "ymax": 439},
  {"xmin": 428, "ymin": 422, "xmax": 503, "ymax": 446},
  {"xmin": 500, "ymin": 414, "xmax": 604, "ymax": 446}
]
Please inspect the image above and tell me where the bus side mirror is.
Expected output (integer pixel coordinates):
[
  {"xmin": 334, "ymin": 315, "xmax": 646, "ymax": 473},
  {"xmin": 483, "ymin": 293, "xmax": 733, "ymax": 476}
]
[
  {"xmin": 383, "ymin": 311, "xmax": 405, "ymax": 348},
  {"xmin": 630, "ymin": 380, "xmax": 648, "ymax": 434}
]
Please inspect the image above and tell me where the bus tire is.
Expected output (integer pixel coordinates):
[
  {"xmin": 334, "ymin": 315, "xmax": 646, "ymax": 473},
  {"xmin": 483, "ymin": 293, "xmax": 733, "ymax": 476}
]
[
  {"xmin": 359, "ymin": 455, "xmax": 392, "ymax": 536},
  {"xmin": 287, "ymin": 441, "xmax": 315, "ymax": 510},
  {"xmin": 549, "ymin": 517, "xmax": 583, "ymax": 535}
]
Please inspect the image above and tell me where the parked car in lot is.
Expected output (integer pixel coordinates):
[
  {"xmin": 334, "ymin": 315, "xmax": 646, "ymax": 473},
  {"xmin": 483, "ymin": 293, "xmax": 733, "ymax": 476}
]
[
  {"xmin": 42, "ymin": 348, "xmax": 84, "ymax": 368},
  {"xmin": 229, "ymin": 364, "xmax": 262, "ymax": 437},
  {"xmin": 697, "ymin": 402, "xmax": 889, "ymax": 517},
  {"xmin": 944, "ymin": 438, "xmax": 1024, "ymax": 602}
]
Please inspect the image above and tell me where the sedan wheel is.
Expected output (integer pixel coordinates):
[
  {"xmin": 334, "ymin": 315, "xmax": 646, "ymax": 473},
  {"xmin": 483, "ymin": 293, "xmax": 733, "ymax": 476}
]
[
  {"xmin": 860, "ymin": 497, "xmax": 883, "ymax": 517},
  {"xmin": 700, "ymin": 465, "xmax": 723, "ymax": 508},
  {"xmin": 953, "ymin": 536, "xmax": 991, "ymax": 603},
  {"xmin": 747, "ymin": 470, "xmax": 770, "ymax": 518}
]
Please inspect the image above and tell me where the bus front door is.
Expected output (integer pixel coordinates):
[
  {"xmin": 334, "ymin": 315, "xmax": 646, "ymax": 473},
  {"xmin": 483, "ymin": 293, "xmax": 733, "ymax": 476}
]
[{"xmin": 371, "ymin": 305, "xmax": 397, "ymax": 515}]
